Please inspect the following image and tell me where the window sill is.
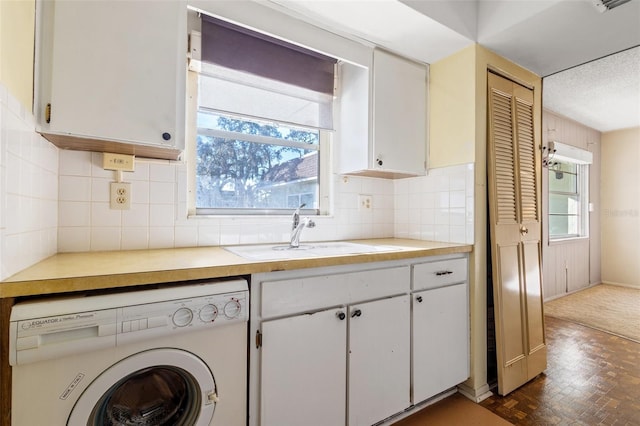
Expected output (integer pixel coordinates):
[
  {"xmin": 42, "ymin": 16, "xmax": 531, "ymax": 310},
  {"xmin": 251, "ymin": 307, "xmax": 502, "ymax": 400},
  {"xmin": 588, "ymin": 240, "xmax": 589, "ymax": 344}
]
[
  {"xmin": 186, "ymin": 213, "xmax": 333, "ymax": 220},
  {"xmin": 548, "ymin": 236, "xmax": 589, "ymax": 246}
]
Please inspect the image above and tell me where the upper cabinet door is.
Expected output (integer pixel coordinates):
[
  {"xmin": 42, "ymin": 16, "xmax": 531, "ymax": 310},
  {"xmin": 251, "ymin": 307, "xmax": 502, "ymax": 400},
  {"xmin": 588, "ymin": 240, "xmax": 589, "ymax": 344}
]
[
  {"xmin": 337, "ymin": 49, "xmax": 427, "ymax": 178},
  {"xmin": 371, "ymin": 49, "xmax": 427, "ymax": 176},
  {"xmin": 36, "ymin": 0, "xmax": 187, "ymax": 158}
]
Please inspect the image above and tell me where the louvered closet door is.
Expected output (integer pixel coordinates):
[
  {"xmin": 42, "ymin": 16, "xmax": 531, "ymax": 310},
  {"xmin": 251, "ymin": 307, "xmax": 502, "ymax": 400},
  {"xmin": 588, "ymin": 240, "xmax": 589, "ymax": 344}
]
[{"xmin": 487, "ymin": 72, "xmax": 546, "ymax": 396}]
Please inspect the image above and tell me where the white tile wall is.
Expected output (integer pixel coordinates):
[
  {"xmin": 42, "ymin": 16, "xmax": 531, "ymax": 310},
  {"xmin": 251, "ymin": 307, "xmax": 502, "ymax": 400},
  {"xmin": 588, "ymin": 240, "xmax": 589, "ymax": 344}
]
[
  {"xmin": 0, "ymin": 81, "xmax": 475, "ymax": 275},
  {"xmin": 0, "ymin": 83, "xmax": 59, "ymax": 279},
  {"xmin": 57, "ymin": 149, "xmax": 474, "ymax": 252},
  {"xmin": 57, "ymin": 153, "xmax": 399, "ymax": 251},
  {"xmin": 394, "ymin": 163, "xmax": 475, "ymax": 244}
]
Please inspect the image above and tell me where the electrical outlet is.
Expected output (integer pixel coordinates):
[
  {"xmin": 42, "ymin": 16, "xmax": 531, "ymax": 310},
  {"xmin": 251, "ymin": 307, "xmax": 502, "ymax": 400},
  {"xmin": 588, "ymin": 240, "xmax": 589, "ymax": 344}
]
[
  {"xmin": 358, "ymin": 194, "xmax": 372, "ymax": 210},
  {"xmin": 110, "ymin": 182, "xmax": 131, "ymax": 210}
]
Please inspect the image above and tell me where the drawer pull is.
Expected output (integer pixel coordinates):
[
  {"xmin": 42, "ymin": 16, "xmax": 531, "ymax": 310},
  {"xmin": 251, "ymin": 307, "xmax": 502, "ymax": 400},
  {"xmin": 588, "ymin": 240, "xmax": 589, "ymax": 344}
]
[
  {"xmin": 435, "ymin": 270, "xmax": 453, "ymax": 276},
  {"xmin": 336, "ymin": 311, "xmax": 346, "ymax": 321},
  {"xmin": 351, "ymin": 309, "xmax": 362, "ymax": 318},
  {"xmin": 416, "ymin": 296, "xmax": 423, "ymax": 303}
]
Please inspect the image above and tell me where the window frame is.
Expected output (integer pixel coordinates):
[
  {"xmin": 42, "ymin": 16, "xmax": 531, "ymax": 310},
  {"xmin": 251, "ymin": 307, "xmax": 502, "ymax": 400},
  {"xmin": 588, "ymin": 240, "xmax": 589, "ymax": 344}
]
[
  {"xmin": 548, "ymin": 160, "xmax": 590, "ymax": 241},
  {"xmin": 186, "ymin": 69, "xmax": 331, "ymax": 217}
]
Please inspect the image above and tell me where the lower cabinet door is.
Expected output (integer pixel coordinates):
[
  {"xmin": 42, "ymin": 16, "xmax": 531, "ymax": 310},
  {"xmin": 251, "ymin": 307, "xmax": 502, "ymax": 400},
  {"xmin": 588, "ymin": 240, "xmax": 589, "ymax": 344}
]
[
  {"xmin": 348, "ymin": 295, "xmax": 410, "ymax": 426},
  {"xmin": 260, "ymin": 308, "xmax": 347, "ymax": 426},
  {"xmin": 412, "ymin": 283, "xmax": 469, "ymax": 403}
]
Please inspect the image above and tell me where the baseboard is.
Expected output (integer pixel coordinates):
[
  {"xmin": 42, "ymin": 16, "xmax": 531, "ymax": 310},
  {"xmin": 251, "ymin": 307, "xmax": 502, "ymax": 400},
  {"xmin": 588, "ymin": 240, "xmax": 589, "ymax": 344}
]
[
  {"xmin": 379, "ymin": 388, "xmax": 458, "ymax": 425},
  {"xmin": 544, "ymin": 282, "xmax": 602, "ymax": 302},
  {"xmin": 601, "ymin": 281, "xmax": 640, "ymax": 289},
  {"xmin": 457, "ymin": 382, "xmax": 493, "ymax": 403}
]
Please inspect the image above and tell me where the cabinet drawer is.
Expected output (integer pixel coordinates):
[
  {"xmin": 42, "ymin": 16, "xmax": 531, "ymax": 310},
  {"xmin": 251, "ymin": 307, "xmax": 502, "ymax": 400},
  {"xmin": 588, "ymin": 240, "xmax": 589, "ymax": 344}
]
[
  {"xmin": 261, "ymin": 266, "xmax": 410, "ymax": 318},
  {"xmin": 412, "ymin": 257, "xmax": 467, "ymax": 291}
]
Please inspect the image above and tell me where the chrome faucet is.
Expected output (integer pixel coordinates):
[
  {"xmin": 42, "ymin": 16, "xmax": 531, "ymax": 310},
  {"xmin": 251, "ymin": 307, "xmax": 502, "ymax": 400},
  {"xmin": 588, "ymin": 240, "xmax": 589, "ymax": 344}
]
[{"xmin": 290, "ymin": 203, "xmax": 315, "ymax": 248}]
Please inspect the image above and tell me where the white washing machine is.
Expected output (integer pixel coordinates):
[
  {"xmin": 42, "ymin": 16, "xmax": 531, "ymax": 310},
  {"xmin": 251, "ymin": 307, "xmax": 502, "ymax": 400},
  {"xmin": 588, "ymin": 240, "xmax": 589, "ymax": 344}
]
[{"xmin": 9, "ymin": 279, "xmax": 248, "ymax": 426}]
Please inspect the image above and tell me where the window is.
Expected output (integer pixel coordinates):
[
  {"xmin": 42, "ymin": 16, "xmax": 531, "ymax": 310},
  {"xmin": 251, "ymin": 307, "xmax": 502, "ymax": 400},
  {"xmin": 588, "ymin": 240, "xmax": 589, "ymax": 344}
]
[
  {"xmin": 548, "ymin": 161, "xmax": 589, "ymax": 239},
  {"xmin": 196, "ymin": 111, "xmax": 322, "ymax": 213},
  {"xmin": 190, "ymin": 13, "xmax": 337, "ymax": 215}
]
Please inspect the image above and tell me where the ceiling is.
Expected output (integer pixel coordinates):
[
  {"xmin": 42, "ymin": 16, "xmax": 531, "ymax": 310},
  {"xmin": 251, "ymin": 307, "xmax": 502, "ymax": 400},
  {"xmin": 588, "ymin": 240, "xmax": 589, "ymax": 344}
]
[{"xmin": 264, "ymin": 0, "xmax": 640, "ymax": 132}]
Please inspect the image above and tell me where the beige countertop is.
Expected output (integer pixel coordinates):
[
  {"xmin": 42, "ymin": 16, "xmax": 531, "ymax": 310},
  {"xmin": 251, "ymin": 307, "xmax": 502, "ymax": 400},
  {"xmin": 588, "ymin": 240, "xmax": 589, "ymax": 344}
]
[{"xmin": 0, "ymin": 239, "xmax": 472, "ymax": 298}]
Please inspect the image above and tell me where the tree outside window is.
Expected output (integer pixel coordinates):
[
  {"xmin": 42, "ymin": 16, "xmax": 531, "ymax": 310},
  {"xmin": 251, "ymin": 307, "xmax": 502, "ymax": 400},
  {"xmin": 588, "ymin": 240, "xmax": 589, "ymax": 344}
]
[{"xmin": 196, "ymin": 112, "xmax": 320, "ymax": 212}]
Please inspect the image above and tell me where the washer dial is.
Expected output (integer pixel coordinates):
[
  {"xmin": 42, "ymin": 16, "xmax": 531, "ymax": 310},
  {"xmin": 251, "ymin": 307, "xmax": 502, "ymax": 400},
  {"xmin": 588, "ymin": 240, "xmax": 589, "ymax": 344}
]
[
  {"xmin": 172, "ymin": 307, "xmax": 193, "ymax": 327},
  {"xmin": 199, "ymin": 304, "xmax": 218, "ymax": 322},
  {"xmin": 223, "ymin": 300, "xmax": 242, "ymax": 319}
]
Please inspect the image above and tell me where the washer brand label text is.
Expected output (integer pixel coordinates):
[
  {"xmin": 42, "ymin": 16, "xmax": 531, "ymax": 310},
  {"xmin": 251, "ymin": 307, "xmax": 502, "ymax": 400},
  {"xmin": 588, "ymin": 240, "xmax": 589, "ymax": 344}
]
[{"xmin": 22, "ymin": 313, "xmax": 96, "ymax": 330}]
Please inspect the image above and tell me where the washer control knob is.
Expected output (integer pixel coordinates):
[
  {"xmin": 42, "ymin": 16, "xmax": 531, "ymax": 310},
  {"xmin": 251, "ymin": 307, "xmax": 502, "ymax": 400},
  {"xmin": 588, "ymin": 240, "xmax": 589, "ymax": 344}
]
[
  {"xmin": 224, "ymin": 300, "xmax": 242, "ymax": 319},
  {"xmin": 199, "ymin": 304, "xmax": 218, "ymax": 322},
  {"xmin": 172, "ymin": 307, "xmax": 193, "ymax": 327}
]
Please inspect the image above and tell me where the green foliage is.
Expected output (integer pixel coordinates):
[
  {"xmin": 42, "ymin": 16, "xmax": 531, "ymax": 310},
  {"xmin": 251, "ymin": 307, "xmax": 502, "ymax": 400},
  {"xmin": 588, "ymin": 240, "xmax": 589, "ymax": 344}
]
[{"xmin": 196, "ymin": 115, "xmax": 318, "ymax": 208}]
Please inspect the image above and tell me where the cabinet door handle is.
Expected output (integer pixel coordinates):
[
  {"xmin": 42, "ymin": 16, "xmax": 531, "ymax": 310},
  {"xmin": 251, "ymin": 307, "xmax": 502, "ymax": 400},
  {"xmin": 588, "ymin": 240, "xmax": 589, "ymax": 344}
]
[
  {"xmin": 416, "ymin": 296, "xmax": 423, "ymax": 303},
  {"xmin": 336, "ymin": 311, "xmax": 346, "ymax": 321},
  {"xmin": 435, "ymin": 270, "xmax": 453, "ymax": 276},
  {"xmin": 351, "ymin": 309, "xmax": 362, "ymax": 318}
]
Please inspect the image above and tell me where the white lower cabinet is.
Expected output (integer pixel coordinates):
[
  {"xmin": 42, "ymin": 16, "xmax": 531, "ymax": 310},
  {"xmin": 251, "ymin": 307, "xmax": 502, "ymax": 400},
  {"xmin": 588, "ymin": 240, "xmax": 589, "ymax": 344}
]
[
  {"xmin": 260, "ymin": 295, "xmax": 409, "ymax": 426},
  {"xmin": 249, "ymin": 255, "xmax": 469, "ymax": 426},
  {"xmin": 348, "ymin": 296, "xmax": 410, "ymax": 426},
  {"xmin": 412, "ymin": 283, "xmax": 469, "ymax": 403},
  {"xmin": 411, "ymin": 256, "xmax": 470, "ymax": 404},
  {"xmin": 261, "ymin": 308, "xmax": 347, "ymax": 426}
]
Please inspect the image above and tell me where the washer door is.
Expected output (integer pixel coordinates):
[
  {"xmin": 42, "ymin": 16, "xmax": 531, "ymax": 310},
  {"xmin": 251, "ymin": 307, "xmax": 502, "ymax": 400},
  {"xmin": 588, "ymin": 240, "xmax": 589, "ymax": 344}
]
[{"xmin": 68, "ymin": 349, "xmax": 216, "ymax": 426}]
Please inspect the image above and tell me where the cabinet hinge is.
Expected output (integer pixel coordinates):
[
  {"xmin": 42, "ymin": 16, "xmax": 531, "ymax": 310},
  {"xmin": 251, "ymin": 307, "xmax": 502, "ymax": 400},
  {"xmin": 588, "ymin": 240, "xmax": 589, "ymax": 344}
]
[
  {"xmin": 256, "ymin": 330, "xmax": 262, "ymax": 349},
  {"xmin": 45, "ymin": 103, "xmax": 52, "ymax": 124}
]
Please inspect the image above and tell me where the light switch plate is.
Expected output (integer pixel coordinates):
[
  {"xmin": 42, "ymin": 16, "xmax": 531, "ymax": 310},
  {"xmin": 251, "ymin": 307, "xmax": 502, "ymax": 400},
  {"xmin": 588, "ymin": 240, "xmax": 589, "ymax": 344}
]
[{"xmin": 103, "ymin": 153, "xmax": 135, "ymax": 171}]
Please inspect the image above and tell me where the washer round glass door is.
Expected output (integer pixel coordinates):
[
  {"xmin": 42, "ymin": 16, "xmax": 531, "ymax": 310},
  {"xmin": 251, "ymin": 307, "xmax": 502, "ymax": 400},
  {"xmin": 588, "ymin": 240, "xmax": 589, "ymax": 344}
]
[{"xmin": 67, "ymin": 349, "xmax": 216, "ymax": 426}]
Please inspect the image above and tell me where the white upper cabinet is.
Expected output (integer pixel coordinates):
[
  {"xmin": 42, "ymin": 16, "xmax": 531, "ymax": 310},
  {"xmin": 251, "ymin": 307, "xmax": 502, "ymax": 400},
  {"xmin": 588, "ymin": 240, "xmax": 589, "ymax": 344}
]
[
  {"xmin": 338, "ymin": 49, "xmax": 427, "ymax": 178},
  {"xmin": 34, "ymin": 0, "xmax": 187, "ymax": 160}
]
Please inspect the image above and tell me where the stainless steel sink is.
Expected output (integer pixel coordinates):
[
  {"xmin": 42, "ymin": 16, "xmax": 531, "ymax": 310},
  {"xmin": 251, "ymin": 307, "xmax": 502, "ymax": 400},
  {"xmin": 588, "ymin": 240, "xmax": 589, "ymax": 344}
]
[{"xmin": 224, "ymin": 241, "xmax": 397, "ymax": 260}]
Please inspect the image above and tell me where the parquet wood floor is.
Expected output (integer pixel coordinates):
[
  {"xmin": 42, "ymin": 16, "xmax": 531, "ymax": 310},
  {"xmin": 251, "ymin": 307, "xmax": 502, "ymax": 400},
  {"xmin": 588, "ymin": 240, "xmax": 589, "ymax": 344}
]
[{"xmin": 481, "ymin": 316, "xmax": 640, "ymax": 425}]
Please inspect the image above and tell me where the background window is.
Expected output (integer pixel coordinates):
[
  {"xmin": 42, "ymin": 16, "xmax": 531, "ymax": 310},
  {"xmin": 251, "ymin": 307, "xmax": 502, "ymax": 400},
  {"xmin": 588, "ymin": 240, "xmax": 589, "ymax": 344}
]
[{"xmin": 548, "ymin": 161, "xmax": 589, "ymax": 239}]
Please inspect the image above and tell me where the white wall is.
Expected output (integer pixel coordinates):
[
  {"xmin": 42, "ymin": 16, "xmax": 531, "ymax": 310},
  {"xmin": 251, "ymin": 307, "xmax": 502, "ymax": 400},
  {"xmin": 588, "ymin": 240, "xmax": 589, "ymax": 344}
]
[
  {"xmin": 601, "ymin": 127, "xmax": 640, "ymax": 288},
  {"xmin": 56, "ymin": 149, "xmax": 474, "ymax": 252},
  {"xmin": 0, "ymin": 83, "xmax": 58, "ymax": 280}
]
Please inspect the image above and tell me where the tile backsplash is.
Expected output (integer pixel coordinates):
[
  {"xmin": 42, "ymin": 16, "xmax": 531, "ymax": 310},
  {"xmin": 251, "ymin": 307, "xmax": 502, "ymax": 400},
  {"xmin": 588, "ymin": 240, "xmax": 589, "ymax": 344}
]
[
  {"xmin": 0, "ymin": 81, "xmax": 474, "ymax": 275},
  {"xmin": 56, "ymin": 149, "xmax": 474, "ymax": 252},
  {"xmin": 395, "ymin": 163, "xmax": 474, "ymax": 244},
  {"xmin": 57, "ymin": 151, "xmax": 399, "ymax": 252},
  {"xmin": 0, "ymin": 85, "xmax": 58, "ymax": 280}
]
